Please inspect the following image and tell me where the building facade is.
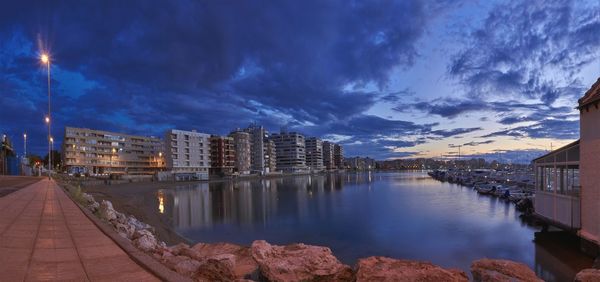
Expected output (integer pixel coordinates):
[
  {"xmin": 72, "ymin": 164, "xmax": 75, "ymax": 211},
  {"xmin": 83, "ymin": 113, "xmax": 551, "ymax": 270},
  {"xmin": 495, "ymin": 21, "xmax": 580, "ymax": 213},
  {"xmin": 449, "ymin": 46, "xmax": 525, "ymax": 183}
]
[
  {"xmin": 533, "ymin": 77, "xmax": 600, "ymax": 253},
  {"xmin": 270, "ymin": 130, "xmax": 307, "ymax": 173},
  {"xmin": 305, "ymin": 137, "xmax": 324, "ymax": 171},
  {"xmin": 264, "ymin": 139, "xmax": 277, "ymax": 173},
  {"xmin": 578, "ymin": 77, "xmax": 600, "ymax": 249},
  {"xmin": 346, "ymin": 157, "xmax": 376, "ymax": 170},
  {"xmin": 323, "ymin": 141, "xmax": 335, "ymax": 170},
  {"xmin": 164, "ymin": 129, "xmax": 210, "ymax": 180},
  {"xmin": 209, "ymin": 135, "xmax": 235, "ymax": 176},
  {"xmin": 334, "ymin": 144, "xmax": 344, "ymax": 169},
  {"xmin": 229, "ymin": 130, "xmax": 251, "ymax": 174},
  {"xmin": 62, "ymin": 127, "xmax": 165, "ymax": 175},
  {"xmin": 244, "ymin": 124, "xmax": 266, "ymax": 173}
]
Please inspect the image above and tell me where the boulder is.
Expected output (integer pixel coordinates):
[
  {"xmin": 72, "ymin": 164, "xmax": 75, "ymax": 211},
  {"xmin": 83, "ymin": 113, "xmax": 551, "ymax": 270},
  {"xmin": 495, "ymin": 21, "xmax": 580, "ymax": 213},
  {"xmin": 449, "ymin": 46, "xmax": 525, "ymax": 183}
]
[
  {"xmin": 250, "ymin": 240, "xmax": 353, "ymax": 282},
  {"xmin": 163, "ymin": 255, "xmax": 200, "ymax": 276},
  {"xmin": 88, "ymin": 201, "xmax": 99, "ymax": 212},
  {"xmin": 355, "ymin": 256, "xmax": 468, "ymax": 282},
  {"xmin": 575, "ymin": 268, "xmax": 600, "ymax": 282},
  {"xmin": 114, "ymin": 222, "xmax": 135, "ymax": 239},
  {"xmin": 192, "ymin": 242, "xmax": 259, "ymax": 279},
  {"xmin": 194, "ymin": 254, "xmax": 237, "ymax": 281},
  {"xmin": 127, "ymin": 215, "xmax": 152, "ymax": 231},
  {"xmin": 471, "ymin": 258, "xmax": 542, "ymax": 282},
  {"xmin": 98, "ymin": 200, "xmax": 116, "ymax": 221},
  {"xmin": 168, "ymin": 242, "xmax": 191, "ymax": 256},
  {"xmin": 81, "ymin": 193, "xmax": 95, "ymax": 203},
  {"xmin": 133, "ymin": 229, "xmax": 158, "ymax": 252}
]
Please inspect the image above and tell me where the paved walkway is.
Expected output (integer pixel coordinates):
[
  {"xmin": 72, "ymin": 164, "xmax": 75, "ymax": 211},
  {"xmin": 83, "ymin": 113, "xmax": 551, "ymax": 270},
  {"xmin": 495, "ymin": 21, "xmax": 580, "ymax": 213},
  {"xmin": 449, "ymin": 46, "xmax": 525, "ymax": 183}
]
[{"xmin": 0, "ymin": 178, "xmax": 159, "ymax": 281}]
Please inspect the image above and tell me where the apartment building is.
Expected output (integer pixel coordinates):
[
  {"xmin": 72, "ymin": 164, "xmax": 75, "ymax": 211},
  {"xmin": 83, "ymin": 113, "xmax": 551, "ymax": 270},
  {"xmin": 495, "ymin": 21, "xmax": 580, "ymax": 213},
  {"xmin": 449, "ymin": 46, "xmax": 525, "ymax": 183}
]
[
  {"xmin": 229, "ymin": 130, "xmax": 251, "ymax": 174},
  {"xmin": 270, "ymin": 130, "xmax": 306, "ymax": 173},
  {"xmin": 244, "ymin": 124, "xmax": 266, "ymax": 173},
  {"xmin": 62, "ymin": 127, "xmax": 165, "ymax": 175},
  {"xmin": 305, "ymin": 137, "xmax": 324, "ymax": 171},
  {"xmin": 264, "ymin": 139, "xmax": 277, "ymax": 173},
  {"xmin": 323, "ymin": 141, "xmax": 335, "ymax": 170},
  {"xmin": 164, "ymin": 129, "xmax": 211, "ymax": 180},
  {"xmin": 334, "ymin": 144, "xmax": 344, "ymax": 169},
  {"xmin": 209, "ymin": 135, "xmax": 235, "ymax": 176}
]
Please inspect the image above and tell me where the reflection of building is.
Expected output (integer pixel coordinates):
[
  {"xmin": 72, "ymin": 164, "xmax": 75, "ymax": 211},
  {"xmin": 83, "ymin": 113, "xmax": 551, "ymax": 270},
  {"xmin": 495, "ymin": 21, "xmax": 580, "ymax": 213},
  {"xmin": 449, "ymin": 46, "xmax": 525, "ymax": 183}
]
[
  {"xmin": 271, "ymin": 130, "xmax": 307, "ymax": 173},
  {"xmin": 533, "ymin": 77, "xmax": 600, "ymax": 253},
  {"xmin": 209, "ymin": 135, "xmax": 235, "ymax": 176},
  {"xmin": 229, "ymin": 130, "xmax": 251, "ymax": 174},
  {"xmin": 62, "ymin": 127, "xmax": 165, "ymax": 175},
  {"xmin": 305, "ymin": 137, "xmax": 324, "ymax": 171},
  {"xmin": 165, "ymin": 129, "xmax": 210, "ymax": 180}
]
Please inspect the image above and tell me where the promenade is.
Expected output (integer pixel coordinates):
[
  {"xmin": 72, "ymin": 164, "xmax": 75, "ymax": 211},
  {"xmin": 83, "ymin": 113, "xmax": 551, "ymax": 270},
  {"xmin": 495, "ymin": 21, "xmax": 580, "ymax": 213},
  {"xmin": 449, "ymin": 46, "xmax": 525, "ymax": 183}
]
[{"xmin": 0, "ymin": 177, "xmax": 158, "ymax": 281}]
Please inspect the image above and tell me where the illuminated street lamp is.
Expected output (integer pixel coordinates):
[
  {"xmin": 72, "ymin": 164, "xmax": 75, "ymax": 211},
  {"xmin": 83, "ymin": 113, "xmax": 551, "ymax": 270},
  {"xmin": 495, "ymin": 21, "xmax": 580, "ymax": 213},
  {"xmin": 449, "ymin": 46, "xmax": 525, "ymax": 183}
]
[
  {"xmin": 110, "ymin": 147, "xmax": 116, "ymax": 175},
  {"xmin": 41, "ymin": 53, "xmax": 52, "ymax": 178},
  {"xmin": 23, "ymin": 133, "xmax": 27, "ymax": 160}
]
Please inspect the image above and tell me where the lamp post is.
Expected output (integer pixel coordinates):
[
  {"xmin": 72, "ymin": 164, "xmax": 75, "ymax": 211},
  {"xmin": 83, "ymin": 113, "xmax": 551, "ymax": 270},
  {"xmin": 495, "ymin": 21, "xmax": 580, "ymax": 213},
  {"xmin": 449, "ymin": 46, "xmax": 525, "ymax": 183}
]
[
  {"xmin": 50, "ymin": 137, "xmax": 54, "ymax": 171},
  {"xmin": 41, "ymin": 53, "xmax": 51, "ymax": 178},
  {"xmin": 111, "ymin": 148, "xmax": 116, "ymax": 176},
  {"xmin": 23, "ymin": 133, "xmax": 27, "ymax": 160}
]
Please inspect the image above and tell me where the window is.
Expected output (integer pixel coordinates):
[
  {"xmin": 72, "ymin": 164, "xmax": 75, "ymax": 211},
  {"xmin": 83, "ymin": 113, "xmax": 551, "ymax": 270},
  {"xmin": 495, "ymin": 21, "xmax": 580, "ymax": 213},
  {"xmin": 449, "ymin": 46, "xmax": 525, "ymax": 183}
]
[{"xmin": 185, "ymin": 141, "xmax": 190, "ymax": 147}]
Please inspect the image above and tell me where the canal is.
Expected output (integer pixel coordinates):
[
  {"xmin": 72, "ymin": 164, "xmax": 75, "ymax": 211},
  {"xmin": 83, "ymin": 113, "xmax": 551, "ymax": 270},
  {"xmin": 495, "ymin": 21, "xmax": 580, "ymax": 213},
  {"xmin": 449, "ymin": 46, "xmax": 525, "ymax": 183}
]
[{"xmin": 154, "ymin": 171, "xmax": 592, "ymax": 281}]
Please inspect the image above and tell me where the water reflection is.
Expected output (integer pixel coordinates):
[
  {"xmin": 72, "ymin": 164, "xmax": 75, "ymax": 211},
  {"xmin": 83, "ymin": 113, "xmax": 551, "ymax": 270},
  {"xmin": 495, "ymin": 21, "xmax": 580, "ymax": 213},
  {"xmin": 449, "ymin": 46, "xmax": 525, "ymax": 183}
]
[{"xmin": 155, "ymin": 171, "xmax": 592, "ymax": 280}]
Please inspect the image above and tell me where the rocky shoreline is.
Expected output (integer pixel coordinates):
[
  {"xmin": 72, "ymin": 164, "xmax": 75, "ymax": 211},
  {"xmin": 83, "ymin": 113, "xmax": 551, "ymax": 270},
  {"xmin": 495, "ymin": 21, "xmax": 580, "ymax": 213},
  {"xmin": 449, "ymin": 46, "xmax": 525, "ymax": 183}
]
[{"xmin": 73, "ymin": 185, "xmax": 598, "ymax": 281}]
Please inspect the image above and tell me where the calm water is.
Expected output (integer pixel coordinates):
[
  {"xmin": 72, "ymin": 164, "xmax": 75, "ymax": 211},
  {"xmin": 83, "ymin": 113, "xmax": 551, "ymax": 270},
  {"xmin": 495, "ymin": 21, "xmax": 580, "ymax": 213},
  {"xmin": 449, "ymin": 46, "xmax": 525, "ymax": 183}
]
[{"xmin": 154, "ymin": 171, "xmax": 592, "ymax": 281}]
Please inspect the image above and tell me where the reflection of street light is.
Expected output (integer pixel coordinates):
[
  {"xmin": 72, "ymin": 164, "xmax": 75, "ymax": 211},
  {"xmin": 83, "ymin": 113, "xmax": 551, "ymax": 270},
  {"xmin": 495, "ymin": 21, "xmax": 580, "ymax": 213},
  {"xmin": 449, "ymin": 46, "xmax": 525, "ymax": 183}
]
[{"xmin": 41, "ymin": 52, "xmax": 51, "ymax": 178}]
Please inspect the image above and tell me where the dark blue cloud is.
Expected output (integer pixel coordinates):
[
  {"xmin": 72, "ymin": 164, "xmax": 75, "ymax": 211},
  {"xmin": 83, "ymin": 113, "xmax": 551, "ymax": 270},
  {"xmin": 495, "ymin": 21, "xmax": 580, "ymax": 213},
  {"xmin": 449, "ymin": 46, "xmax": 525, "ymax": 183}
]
[{"xmin": 0, "ymin": 0, "xmax": 457, "ymax": 158}]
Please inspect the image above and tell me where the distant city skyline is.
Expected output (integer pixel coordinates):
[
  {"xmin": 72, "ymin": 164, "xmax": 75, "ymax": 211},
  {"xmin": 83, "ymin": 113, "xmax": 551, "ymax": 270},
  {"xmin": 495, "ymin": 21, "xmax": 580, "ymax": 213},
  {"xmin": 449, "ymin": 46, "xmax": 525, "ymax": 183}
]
[{"xmin": 1, "ymin": 1, "xmax": 599, "ymax": 162}]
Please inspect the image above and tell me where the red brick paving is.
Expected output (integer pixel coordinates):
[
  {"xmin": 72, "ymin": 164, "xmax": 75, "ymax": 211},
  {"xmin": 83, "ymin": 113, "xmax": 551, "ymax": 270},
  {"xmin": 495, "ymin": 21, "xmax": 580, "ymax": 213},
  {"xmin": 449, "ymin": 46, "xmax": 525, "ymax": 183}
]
[{"xmin": 0, "ymin": 178, "xmax": 159, "ymax": 281}]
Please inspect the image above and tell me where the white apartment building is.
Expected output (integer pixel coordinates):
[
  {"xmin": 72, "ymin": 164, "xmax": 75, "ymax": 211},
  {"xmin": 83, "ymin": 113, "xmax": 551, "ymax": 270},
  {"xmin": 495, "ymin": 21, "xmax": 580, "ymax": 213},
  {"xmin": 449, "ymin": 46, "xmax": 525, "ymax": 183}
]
[
  {"xmin": 62, "ymin": 127, "xmax": 165, "ymax": 175},
  {"xmin": 305, "ymin": 137, "xmax": 324, "ymax": 171},
  {"xmin": 270, "ymin": 130, "xmax": 307, "ymax": 173},
  {"xmin": 165, "ymin": 129, "xmax": 211, "ymax": 180}
]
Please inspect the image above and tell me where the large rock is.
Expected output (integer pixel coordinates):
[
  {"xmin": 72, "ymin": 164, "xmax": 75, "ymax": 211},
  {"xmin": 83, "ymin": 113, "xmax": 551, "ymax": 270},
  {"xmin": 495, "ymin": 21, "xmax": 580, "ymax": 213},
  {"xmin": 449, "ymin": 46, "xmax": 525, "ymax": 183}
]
[
  {"xmin": 355, "ymin": 256, "xmax": 468, "ymax": 282},
  {"xmin": 98, "ymin": 200, "xmax": 116, "ymax": 221},
  {"xmin": 194, "ymin": 254, "xmax": 237, "ymax": 281},
  {"xmin": 132, "ymin": 229, "xmax": 158, "ymax": 252},
  {"xmin": 127, "ymin": 215, "xmax": 153, "ymax": 231},
  {"xmin": 114, "ymin": 222, "xmax": 135, "ymax": 239},
  {"xmin": 81, "ymin": 193, "xmax": 95, "ymax": 204},
  {"xmin": 192, "ymin": 242, "xmax": 259, "ymax": 279},
  {"xmin": 575, "ymin": 268, "xmax": 600, "ymax": 282},
  {"xmin": 471, "ymin": 258, "xmax": 542, "ymax": 282},
  {"xmin": 250, "ymin": 240, "xmax": 353, "ymax": 282},
  {"xmin": 163, "ymin": 255, "xmax": 201, "ymax": 276}
]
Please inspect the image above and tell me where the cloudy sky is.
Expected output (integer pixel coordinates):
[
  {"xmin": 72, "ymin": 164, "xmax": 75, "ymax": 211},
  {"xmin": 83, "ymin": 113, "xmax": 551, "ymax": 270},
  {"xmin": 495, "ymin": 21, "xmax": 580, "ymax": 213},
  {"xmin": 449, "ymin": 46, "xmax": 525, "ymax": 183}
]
[{"xmin": 1, "ymin": 0, "xmax": 599, "ymax": 161}]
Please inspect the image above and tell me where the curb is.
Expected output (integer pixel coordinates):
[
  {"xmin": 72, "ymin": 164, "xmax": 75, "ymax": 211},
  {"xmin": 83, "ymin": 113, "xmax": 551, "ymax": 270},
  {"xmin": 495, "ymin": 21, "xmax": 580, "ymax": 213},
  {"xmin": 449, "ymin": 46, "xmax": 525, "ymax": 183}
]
[{"xmin": 58, "ymin": 181, "xmax": 193, "ymax": 282}]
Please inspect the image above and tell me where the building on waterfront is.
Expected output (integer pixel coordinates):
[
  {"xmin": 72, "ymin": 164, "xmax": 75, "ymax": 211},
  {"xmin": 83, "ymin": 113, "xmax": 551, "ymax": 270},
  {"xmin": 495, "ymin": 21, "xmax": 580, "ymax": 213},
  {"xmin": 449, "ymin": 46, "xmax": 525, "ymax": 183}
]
[
  {"xmin": 334, "ymin": 144, "xmax": 344, "ymax": 169},
  {"xmin": 305, "ymin": 137, "xmax": 324, "ymax": 172},
  {"xmin": 209, "ymin": 135, "xmax": 235, "ymax": 176},
  {"xmin": 264, "ymin": 139, "xmax": 277, "ymax": 173},
  {"xmin": 62, "ymin": 127, "xmax": 165, "ymax": 175},
  {"xmin": 533, "ymin": 77, "xmax": 600, "ymax": 254},
  {"xmin": 244, "ymin": 124, "xmax": 266, "ymax": 174},
  {"xmin": 229, "ymin": 130, "xmax": 251, "ymax": 174},
  {"xmin": 345, "ymin": 156, "xmax": 376, "ymax": 170},
  {"xmin": 270, "ymin": 130, "xmax": 307, "ymax": 173},
  {"xmin": 323, "ymin": 141, "xmax": 335, "ymax": 170},
  {"xmin": 164, "ymin": 129, "xmax": 211, "ymax": 180}
]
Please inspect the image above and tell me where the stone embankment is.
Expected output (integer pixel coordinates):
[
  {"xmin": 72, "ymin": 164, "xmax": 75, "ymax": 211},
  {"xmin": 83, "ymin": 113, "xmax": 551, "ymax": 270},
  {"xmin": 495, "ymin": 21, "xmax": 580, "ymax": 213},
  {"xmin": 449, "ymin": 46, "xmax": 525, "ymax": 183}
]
[{"xmin": 78, "ymin": 192, "xmax": 599, "ymax": 282}]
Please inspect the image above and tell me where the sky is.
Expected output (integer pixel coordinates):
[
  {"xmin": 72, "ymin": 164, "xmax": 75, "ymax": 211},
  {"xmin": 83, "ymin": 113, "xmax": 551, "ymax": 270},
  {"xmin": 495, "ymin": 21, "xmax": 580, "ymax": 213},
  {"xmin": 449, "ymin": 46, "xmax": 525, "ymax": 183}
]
[{"xmin": 1, "ymin": 0, "xmax": 599, "ymax": 162}]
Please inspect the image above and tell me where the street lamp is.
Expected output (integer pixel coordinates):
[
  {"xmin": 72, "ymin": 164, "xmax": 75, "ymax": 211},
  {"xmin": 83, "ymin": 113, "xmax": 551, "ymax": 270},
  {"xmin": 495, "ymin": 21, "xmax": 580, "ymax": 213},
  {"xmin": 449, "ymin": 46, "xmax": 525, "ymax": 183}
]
[
  {"xmin": 110, "ymin": 147, "xmax": 116, "ymax": 175},
  {"xmin": 50, "ymin": 137, "xmax": 54, "ymax": 171},
  {"xmin": 23, "ymin": 133, "xmax": 27, "ymax": 160},
  {"xmin": 41, "ymin": 53, "xmax": 51, "ymax": 178}
]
